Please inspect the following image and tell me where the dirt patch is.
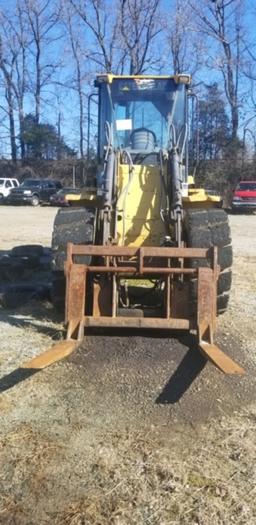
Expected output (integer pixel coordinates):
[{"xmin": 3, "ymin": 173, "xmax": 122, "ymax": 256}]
[
  {"xmin": 0, "ymin": 210, "xmax": 256, "ymax": 524},
  {"xmin": 67, "ymin": 328, "xmax": 254, "ymax": 425}
]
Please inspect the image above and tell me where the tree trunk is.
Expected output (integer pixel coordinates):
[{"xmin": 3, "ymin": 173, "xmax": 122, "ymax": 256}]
[
  {"xmin": 231, "ymin": 106, "xmax": 239, "ymax": 141},
  {"xmin": 57, "ymin": 111, "xmax": 61, "ymax": 160},
  {"xmin": 19, "ymin": 108, "xmax": 25, "ymax": 160},
  {"xmin": 77, "ymin": 67, "xmax": 84, "ymax": 158},
  {"xmin": 35, "ymin": 44, "xmax": 41, "ymax": 124},
  {"xmin": 6, "ymin": 88, "xmax": 17, "ymax": 162}
]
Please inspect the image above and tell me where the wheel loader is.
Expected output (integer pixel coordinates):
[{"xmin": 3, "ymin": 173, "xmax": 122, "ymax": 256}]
[{"xmin": 23, "ymin": 74, "xmax": 244, "ymax": 375}]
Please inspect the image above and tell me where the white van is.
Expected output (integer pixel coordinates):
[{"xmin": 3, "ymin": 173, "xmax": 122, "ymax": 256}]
[{"xmin": 0, "ymin": 178, "xmax": 19, "ymax": 200}]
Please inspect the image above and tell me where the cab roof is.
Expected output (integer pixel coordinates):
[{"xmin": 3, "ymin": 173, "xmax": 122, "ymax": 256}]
[{"xmin": 95, "ymin": 73, "xmax": 191, "ymax": 86}]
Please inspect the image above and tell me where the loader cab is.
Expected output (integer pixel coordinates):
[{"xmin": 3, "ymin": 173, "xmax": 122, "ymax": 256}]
[{"xmin": 95, "ymin": 74, "xmax": 190, "ymax": 166}]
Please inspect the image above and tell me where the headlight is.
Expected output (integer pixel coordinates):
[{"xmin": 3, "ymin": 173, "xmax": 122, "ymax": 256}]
[
  {"xmin": 233, "ymin": 196, "xmax": 241, "ymax": 201},
  {"xmin": 23, "ymin": 190, "xmax": 32, "ymax": 195}
]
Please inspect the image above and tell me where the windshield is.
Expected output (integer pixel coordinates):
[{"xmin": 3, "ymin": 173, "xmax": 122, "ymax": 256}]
[
  {"xmin": 99, "ymin": 78, "xmax": 186, "ymax": 155},
  {"xmin": 21, "ymin": 180, "xmax": 41, "ymax": 188},
  {"xmin": 237, "ymin": 182, "xmax": 256, "ymax": 191}
]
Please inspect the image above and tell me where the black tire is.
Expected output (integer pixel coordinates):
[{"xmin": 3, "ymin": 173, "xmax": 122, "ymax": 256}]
[
  {"xmin": 51, "ymin": 207, "xmax": 95, "ymax": 311},
  {"xmin": 12, "ymin": 244, "xmax": 44, "ymax": 257},
  {"xmin": 31, "ymin": 194, "xmax": 40, "ymax": 206},
  {"xmin": 184, "ymin": 208, "xmax": 232, "ymax": 315}
]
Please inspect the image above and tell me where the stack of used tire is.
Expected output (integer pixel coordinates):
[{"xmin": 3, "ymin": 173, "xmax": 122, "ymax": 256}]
[{"xmin": 0, "ymin": 245, "xmax": 52, "ymax": 307}]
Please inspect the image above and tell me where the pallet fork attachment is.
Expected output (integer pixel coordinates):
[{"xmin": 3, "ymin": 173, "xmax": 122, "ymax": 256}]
[
  {"xmin": 21, "ymin": 244, "xmax": 245, "ymax": 376},
  {"xmin": 22, "ymin": 339, "xmax": 79, "ymax": 370},
  {"xmin": 196, "ymin": 267, "xmax": 245, "ymax": 375}
]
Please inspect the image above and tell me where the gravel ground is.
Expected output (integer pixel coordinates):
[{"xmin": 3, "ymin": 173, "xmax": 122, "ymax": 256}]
[
  {"xmin": 2, "ymin": 205, "xmax": 57, "ymax": 250},
  {"xmin": 0, "ymin": 206, "xmax": 256, "ymax": 524}
]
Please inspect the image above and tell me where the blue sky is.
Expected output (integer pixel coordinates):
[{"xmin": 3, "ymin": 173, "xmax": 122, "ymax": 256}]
[{"xmin": 0, "ymin": 0, "xmax": 255, "ymax": 156}]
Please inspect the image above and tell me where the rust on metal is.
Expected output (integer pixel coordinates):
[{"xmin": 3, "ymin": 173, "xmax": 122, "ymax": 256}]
[
  {"xmin": 199, "ymin": 342, "xmax": 245, "ymax": 375},
  {"xmin": 57, "ymin": 241, "xmax": 245, "ymax": 377},
  {"xmin": 65, "ymin": 264, "xmax": 87, "ymax": 338},
  {"xmin": 197, "ymin": 266, "xmax": 215, "ymax": 344},
  {"xmin": 93, "ymin": 279, "xmax": 112, "ymax": 317},
  {"xmin": 85, "ymin": 266, "xmax": 197, "ymax": 275},
  {"xmin": 171, "ymin": 281, "xmax": 190, "ymax": 319},
  {"xmin": 22, "ymin": 340, "xmax": 79, "ymax": 370},
  {"xmin": 196, "ymin": 265, "xmax": 244, "ymax": 374},
  {"xmin": 165, "ymin": 274, "xmax": 171, "ymax": 318},
  {"xmin": 69, "ymin": 244, "xmax": 211, "ymax": 259},
  {"xmin": 83, "ymin": 316, "xmax": 190, "ymax": 330}
]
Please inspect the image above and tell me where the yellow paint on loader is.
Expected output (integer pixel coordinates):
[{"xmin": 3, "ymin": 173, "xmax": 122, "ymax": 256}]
[
  {"xmin": 97, "ymin": 73, "xmax": 191, "ymax": 85},
  {"xmin": 116, "ymin": 163, "xmax": 166, "ymax": 246},
  {"xmin": 184, "ymin": 189, "xmax": 221, "ymax": 208}
]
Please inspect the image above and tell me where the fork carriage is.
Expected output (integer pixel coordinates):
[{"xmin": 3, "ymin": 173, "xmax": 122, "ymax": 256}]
[{"xmin": 63, "ymin": 243, "xmax": 243, "ymax": 375}]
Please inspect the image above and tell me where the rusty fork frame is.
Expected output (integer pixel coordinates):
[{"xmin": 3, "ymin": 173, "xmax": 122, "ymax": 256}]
[
  {"xmin": 21, "ymin": 242, "xmax": 245, "ymax": 373},
  {"xmin": 62, "ymin": 243, "xmax": 244, "ymax": 375}
]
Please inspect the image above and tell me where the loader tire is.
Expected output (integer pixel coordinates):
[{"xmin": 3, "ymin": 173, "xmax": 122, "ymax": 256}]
[
  {"xmin": 51, "ymin": 207, "xmax": 95, "ymax": 311},
  {"xmin": 184, "ymin": 208, "xmax": 232, "ymax": 315}
]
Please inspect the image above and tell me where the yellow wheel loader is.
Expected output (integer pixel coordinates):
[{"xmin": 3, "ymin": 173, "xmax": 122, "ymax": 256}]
[{"xmin": 23, "ymin": 74, "xmax": 244, "ymax": 375}]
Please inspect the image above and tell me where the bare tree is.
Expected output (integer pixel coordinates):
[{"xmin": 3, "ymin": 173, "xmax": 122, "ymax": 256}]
[
  {"xmin": 69, "ymin": 0, "xmax": 121, "ymax": 72},
  {"xmin": 0, "ymin": 50, "xmax": 17, "ymax": 161},
  {"xmin": 14, "ymin": 2, "xmax": 28, "ymax": 159},
  {"xmin": 168, "ymin": 0, "xmax": 188, "ymax": 74},
  {"xmin": 240, "ymin": 7, "xmax": 256, "ymax": 135},
  {"xmin": 119, "ymin": 0, "xmax": 161, "ymax": 74},
  {"xmin": 0, "ymin": 18, "xmax": 19, "ymax": 161},
  {"xmin": 164, "ymin": 0, "xmax": 204, "ymax": 76},
  {"xmin": 69, "ymin": 0, "xmax": 161, "ymax": 74},
  {"xmin": 0, "ymin": 2, "xmax": 30, "ymax": 159},
  {"xmin": 63, "ymin": 5, "xmax": 86, "ymax": 157},
  {"xmin": 189, "ymin": 0, "xmax": 244, "ymax": 140},
  {"xmin": 24, "ymin": 0, "xmax": 62, "ymax": 123}
]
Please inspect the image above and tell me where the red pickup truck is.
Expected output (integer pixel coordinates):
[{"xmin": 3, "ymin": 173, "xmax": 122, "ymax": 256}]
[{"xmin": 232, "ymin": 181, "xmax": 256, "ymax": 212}]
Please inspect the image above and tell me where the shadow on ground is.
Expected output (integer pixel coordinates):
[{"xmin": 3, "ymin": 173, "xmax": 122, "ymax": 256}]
[
  {"xmin": 0, "ymin": 367, "xmax": 39, "ymax": 393},
  {"xmin": 0, "ymin": 321, "xmax": 206, "ymax": 403},
  {"xmin": 156, "ymin": 334, "xmax": 207, "ymax": 404}
]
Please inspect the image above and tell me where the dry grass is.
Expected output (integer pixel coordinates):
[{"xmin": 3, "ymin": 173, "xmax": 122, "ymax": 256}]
[
  {"xmin": 50, "ymin": 408, "xmax": 256, "ymax": 525},
  {"xmin": 0, "ymin": 212, "xmax": 256, "ymax": 525},
  {"xmin": 1, "ymin": 409, "xmax": 255, "ymax": 524},
  {"xmin": 0, "ymin": 424, "xmax": 67, "ymax": 524}
]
